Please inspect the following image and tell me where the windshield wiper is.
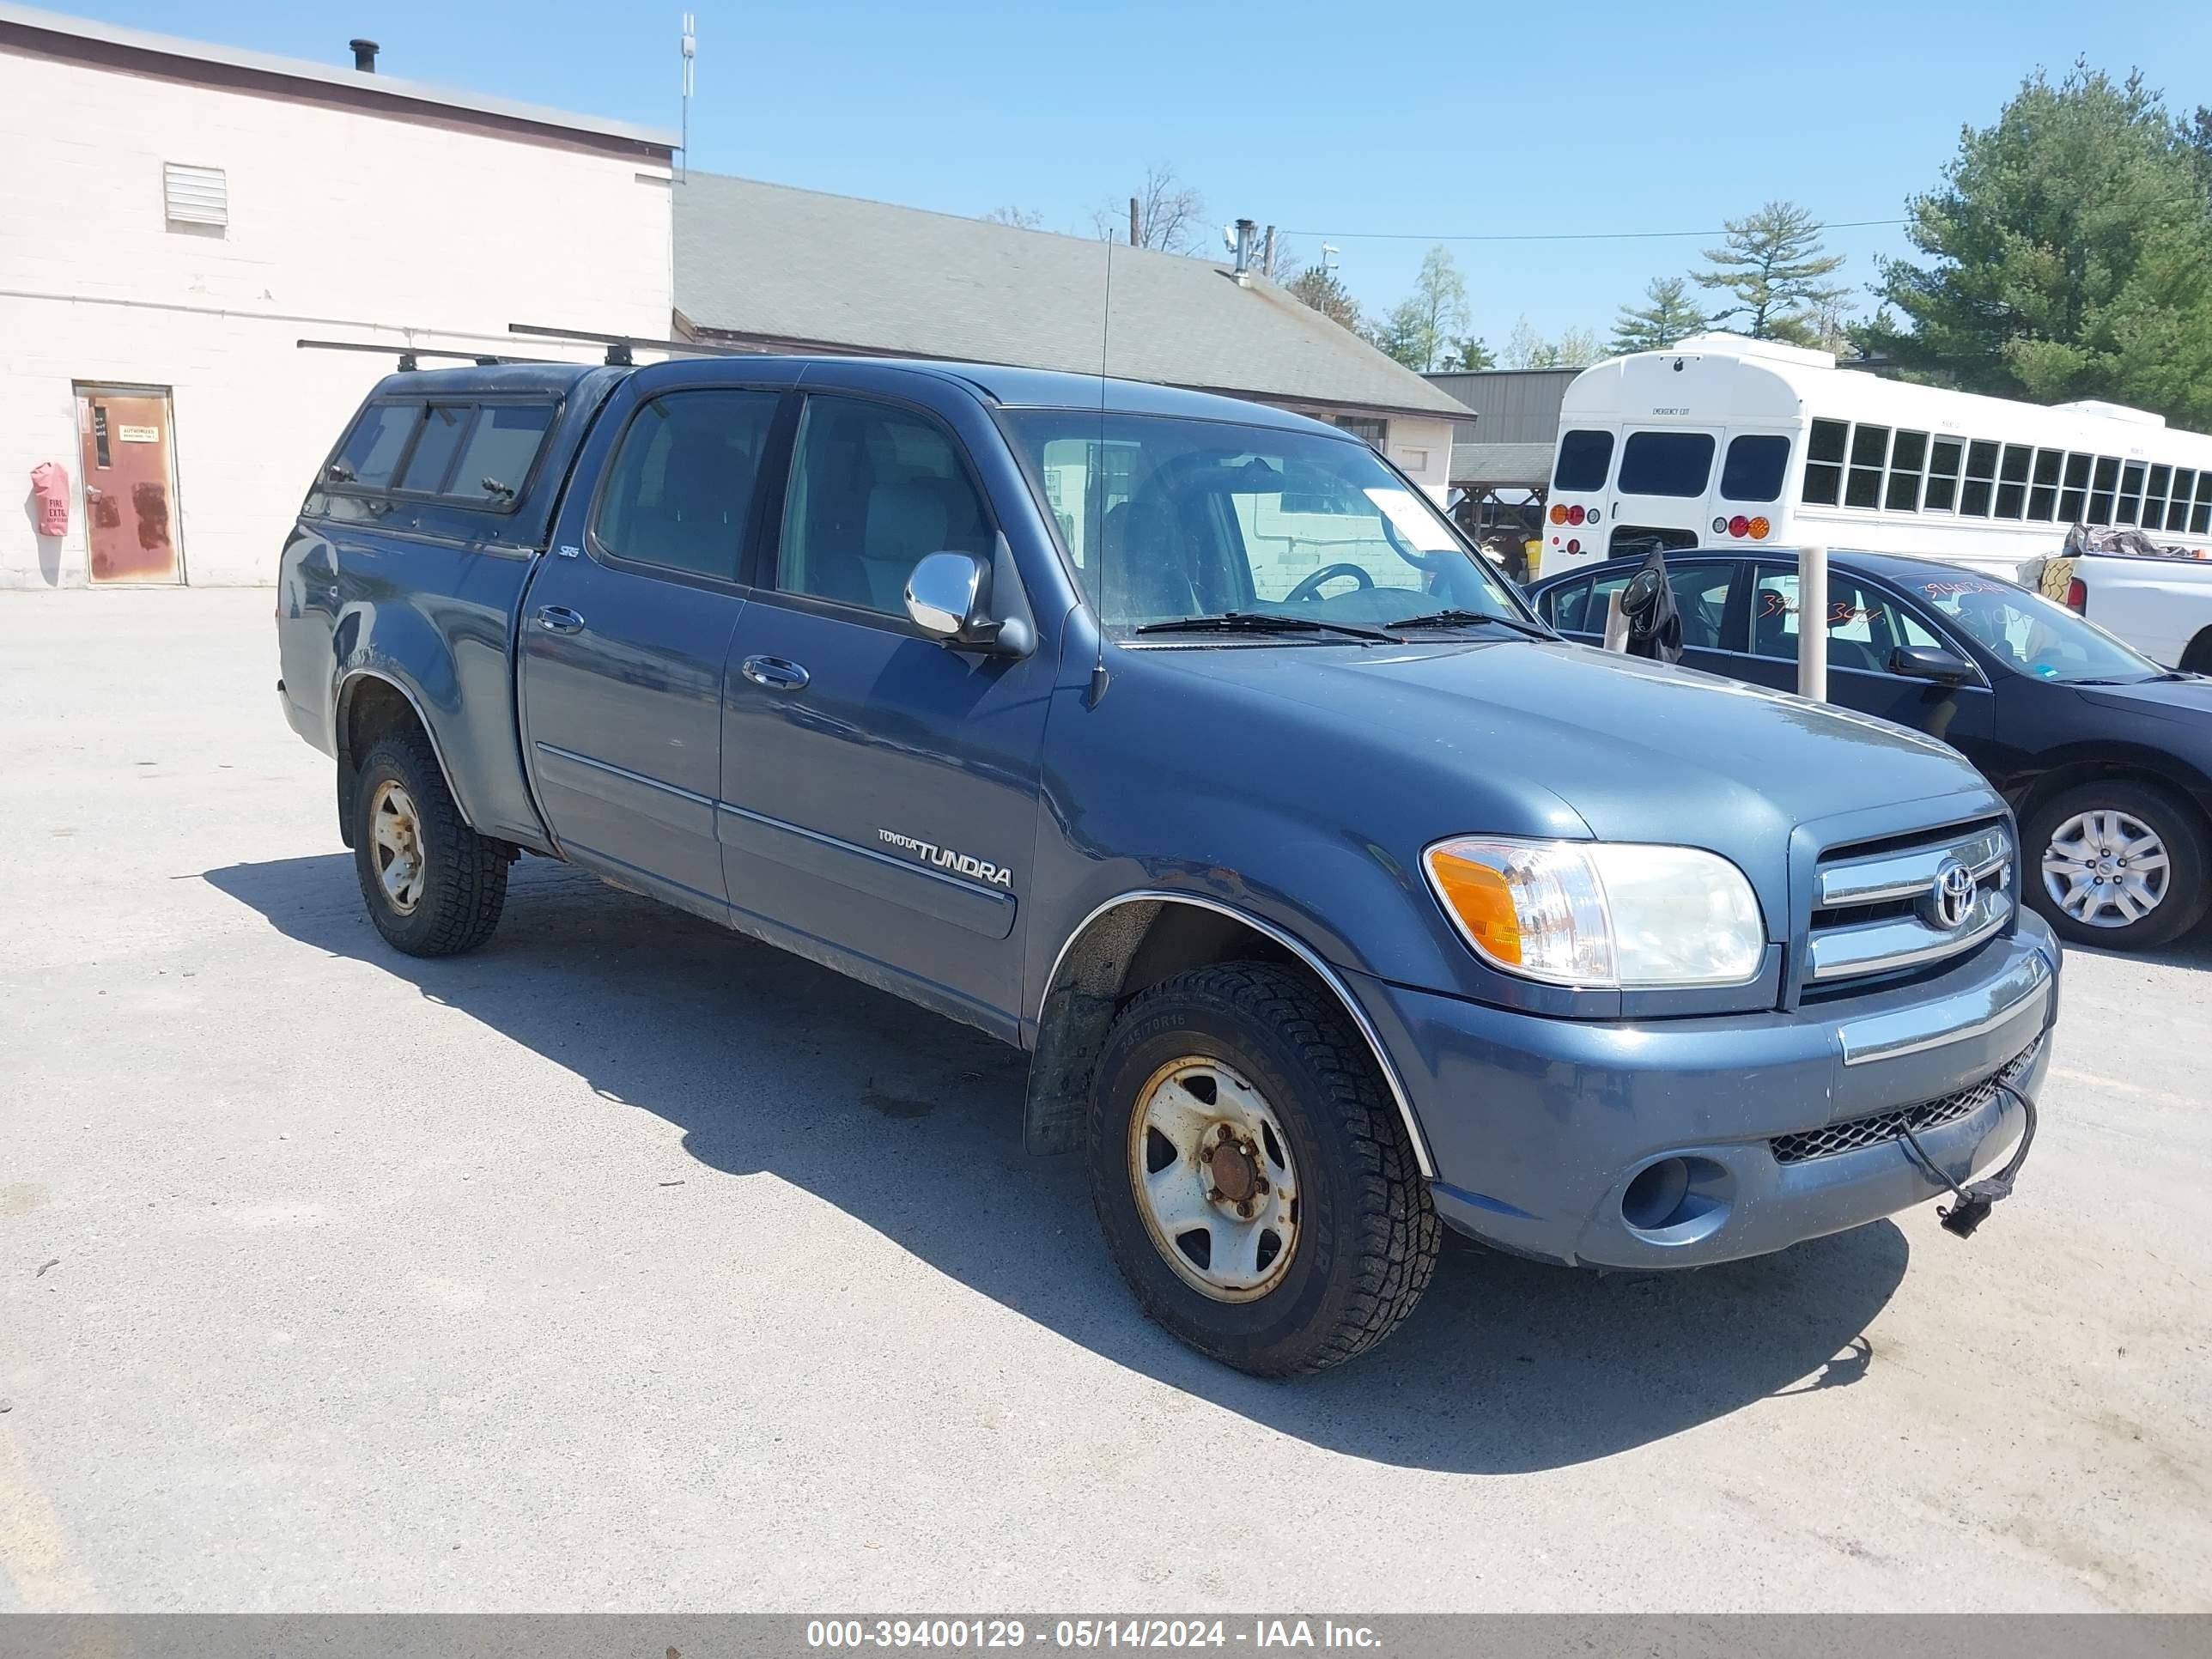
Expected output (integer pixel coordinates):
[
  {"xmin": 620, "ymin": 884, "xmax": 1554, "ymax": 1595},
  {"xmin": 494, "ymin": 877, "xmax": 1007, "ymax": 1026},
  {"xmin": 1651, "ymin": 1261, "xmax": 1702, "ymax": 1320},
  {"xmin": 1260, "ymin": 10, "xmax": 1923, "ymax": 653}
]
[
  {"xmin": 1386, "ymin": 607, "xmax": 1554, "ymax": 640},
  {"xmin": 1132, "ymin": 611, "xmax": 1404, "ymax": 644}
]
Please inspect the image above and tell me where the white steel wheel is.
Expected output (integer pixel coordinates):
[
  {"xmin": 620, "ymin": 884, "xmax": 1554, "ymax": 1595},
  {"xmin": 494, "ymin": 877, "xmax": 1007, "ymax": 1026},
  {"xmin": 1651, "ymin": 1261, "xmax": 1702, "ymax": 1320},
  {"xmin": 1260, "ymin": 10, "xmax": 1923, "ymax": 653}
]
[
  {"xmin": 1127, "ymin": 1057, "xmax": 1299, "ymax": 1303},
  {"xmin": 2042, "ymin": 807, "xmax": 2169, "ymax": 930},
  {"xmin": 368, "ymin": 779, "xmax": 428, "ymax": 915}
]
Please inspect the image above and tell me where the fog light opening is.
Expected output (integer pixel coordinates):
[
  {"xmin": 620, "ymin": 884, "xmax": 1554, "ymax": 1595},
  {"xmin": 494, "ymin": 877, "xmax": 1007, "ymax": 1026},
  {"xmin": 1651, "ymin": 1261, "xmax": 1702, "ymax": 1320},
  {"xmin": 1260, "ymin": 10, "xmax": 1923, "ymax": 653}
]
[{"xmin": 1621, "ymin": 1158, "xmax": 1691, "ymax": 1231}]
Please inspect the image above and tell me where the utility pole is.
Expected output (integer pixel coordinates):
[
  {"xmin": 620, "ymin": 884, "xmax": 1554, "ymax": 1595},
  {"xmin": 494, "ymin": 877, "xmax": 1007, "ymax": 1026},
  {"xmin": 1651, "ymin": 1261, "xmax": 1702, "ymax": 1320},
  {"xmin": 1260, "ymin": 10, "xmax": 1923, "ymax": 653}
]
[
  {"xmin": 1261, "ymin": 225, "xmax": 1275, "ymax": 278},
  {"xmin": 1128, "ymin": 196, "xmax": 1139, "ymax": 247},
  {"xmin": 678, "ymin": 13, "xmax": 695, "ymax": 182}
]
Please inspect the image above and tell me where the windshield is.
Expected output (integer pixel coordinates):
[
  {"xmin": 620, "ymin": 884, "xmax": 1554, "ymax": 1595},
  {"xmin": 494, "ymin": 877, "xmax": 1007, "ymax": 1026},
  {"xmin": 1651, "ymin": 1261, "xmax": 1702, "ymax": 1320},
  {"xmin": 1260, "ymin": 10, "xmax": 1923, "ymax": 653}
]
[
  {"xmin": 1005, "ymin": 410, "xmax": 1523, "ymax": 636},
  {"xmin": 1911, "ymin": 574, "xmax": 2163, "ymax": 683}
]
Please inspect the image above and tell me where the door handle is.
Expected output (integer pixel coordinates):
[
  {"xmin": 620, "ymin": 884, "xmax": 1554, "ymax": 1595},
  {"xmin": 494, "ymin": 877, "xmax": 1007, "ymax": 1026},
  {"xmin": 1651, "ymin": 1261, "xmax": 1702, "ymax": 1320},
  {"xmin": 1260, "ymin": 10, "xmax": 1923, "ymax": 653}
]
[
  {"xmin": 535, "ymin": 605, "xmax": 586, "ymax": 635},
  {"xmin": 740, "ymin": 654, "xmax": 810, "ymax": 691}
]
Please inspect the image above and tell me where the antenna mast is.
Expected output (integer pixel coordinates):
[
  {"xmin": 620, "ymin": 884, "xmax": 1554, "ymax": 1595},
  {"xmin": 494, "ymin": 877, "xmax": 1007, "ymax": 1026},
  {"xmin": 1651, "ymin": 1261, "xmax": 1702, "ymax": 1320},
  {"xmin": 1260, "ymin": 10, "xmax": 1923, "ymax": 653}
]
[{"xmin": 678, "ymin": 12, "xmax": 696, "ymax": 181}]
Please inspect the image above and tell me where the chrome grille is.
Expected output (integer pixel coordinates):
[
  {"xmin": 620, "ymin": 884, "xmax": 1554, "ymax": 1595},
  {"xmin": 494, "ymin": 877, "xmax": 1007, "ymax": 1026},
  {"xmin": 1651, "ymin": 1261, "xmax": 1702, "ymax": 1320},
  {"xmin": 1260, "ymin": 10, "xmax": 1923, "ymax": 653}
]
[
  {"xmin": 1771, "ymin": 1041, "xmax": 2040, "ymax": 1165},
  {"xmin": 1806, "ymin": 820, "xmax": 2014, "ymax": 987}
]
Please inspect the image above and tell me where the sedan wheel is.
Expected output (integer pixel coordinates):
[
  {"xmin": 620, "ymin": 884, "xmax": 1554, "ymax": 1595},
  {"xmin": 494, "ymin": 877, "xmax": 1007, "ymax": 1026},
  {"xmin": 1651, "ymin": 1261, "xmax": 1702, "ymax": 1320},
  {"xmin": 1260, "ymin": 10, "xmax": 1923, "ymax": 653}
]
[
  {"xmin": 2041, "ymin": 808, "xmax": 2167, "ymax": 930},
  {"xmin": 2024, "ymin": 781, "xmax": 2209, "ymax": 951}
]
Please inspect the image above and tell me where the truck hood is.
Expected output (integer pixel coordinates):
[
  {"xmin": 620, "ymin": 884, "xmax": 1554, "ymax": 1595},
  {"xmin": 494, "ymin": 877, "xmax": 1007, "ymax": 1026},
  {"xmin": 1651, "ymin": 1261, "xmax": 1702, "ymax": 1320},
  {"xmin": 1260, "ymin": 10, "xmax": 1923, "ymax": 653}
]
[{"xmin": 1136, "ymin": 637, "xmax": 2001, "ymax": 929}]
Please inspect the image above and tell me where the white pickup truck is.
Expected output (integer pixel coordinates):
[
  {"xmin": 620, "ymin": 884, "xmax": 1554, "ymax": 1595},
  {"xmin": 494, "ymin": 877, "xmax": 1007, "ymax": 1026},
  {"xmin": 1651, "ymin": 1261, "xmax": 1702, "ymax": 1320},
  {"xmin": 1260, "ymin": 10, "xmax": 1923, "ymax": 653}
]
[{"xmin": 2026, "ymin": 539, "xmax": 2212, "ymax": 671}]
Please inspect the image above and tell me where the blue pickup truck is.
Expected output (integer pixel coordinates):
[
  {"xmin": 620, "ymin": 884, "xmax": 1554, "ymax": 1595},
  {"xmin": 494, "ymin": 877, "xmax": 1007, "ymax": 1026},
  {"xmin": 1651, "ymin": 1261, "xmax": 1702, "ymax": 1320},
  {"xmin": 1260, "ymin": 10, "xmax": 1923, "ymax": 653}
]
[{"xmin": 276, "ymin": 353, "xmax": 2060, "ymax": 1374}]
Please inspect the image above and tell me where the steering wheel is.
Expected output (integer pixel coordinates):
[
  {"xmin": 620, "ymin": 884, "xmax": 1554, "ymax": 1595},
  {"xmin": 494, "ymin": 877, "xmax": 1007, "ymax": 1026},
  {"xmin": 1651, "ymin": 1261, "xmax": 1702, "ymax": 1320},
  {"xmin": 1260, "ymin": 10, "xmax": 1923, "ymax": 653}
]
[{"xmin": 1285, "ymin": 562, "xmax": 1376, "ymax": 604}]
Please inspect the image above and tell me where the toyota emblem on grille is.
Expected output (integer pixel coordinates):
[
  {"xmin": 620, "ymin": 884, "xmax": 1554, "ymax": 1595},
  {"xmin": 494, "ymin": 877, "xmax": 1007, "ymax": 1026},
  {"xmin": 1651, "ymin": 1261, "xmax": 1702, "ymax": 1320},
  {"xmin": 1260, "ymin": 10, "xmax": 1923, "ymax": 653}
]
[{"xmin": 1928, "ymin": 858, "xmax": 1978, "ymax": 931}]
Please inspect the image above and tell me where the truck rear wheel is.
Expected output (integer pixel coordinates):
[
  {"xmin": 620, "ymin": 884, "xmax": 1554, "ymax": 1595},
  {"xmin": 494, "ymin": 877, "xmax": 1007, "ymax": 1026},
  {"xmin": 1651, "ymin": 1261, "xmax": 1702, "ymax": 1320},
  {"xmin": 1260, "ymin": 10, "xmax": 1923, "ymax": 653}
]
[
  {"xmin": 2025, "ymin": 779, "xmax": 2209, "ymax": 951},
  {"xmin": 350, "ymin": 732, "xmax": 508, "ymax": 957},
  {"xmin": 1085, "ymin": 961, "xmax": 1439, "ymax": 1376}
]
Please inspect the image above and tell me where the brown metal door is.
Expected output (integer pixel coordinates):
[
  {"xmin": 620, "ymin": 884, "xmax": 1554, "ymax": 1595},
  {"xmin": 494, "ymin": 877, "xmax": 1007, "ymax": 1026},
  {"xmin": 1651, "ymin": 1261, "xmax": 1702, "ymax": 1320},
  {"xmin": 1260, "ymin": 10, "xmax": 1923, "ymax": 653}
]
[{"xmin": 76, "ymin": 388, "xmax": 182, "ymax": 583}]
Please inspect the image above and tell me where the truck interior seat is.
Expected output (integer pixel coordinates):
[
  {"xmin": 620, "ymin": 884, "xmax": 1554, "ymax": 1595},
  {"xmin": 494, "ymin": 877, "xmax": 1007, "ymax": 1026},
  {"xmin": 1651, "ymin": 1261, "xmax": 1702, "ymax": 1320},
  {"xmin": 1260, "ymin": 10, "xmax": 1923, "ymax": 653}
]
[{"xmin": 1097, "ymin": 500, "xmax": 1197, "ymax": 620}]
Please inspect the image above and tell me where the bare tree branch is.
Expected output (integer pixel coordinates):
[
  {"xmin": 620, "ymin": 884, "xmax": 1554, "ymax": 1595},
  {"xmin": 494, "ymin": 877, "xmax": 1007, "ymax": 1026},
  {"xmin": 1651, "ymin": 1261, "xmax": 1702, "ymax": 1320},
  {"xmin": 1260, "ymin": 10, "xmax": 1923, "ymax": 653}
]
[{"xmin": 1091, "ymin": 162, "xmax": 1206, "ymax": 254}]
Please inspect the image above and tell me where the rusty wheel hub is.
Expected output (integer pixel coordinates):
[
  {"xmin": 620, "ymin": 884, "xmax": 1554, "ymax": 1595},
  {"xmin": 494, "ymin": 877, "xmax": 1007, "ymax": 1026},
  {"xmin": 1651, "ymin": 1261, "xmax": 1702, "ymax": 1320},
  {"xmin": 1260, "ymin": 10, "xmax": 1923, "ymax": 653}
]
[
  {"xmin": 1127, "ymin": 1058, "xmax": 1300, "ymax": 1304},
  {"xmin": 1206, "ymin": 1128, "xmax": 1262, "ymax": 1206}
]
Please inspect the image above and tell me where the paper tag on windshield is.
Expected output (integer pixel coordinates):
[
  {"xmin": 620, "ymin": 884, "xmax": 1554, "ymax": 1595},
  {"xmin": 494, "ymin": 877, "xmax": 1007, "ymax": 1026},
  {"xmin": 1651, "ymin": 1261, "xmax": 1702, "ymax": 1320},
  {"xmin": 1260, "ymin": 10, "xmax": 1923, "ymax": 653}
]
[{"xmin": 1364, "ymin": 487, "xmax": 1458, "ymax": 551}]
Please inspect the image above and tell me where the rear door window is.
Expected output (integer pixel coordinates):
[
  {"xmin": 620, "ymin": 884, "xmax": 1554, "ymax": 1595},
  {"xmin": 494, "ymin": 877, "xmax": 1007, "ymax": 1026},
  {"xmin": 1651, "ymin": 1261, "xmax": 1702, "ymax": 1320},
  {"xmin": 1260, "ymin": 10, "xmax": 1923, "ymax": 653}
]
[
  {"xmin": 592, "ymin": 388, "xmax": 783, "ymax": 582},
  {"xmin": 1618, "ymin": 431, "xmax": 1716, "ymax": 497},
  {"xmin": 1751, "ymin": 568, "xmax": 1910, "ymax": 675},
  {"xmin": 330, "ymin": 402, "xmax": 419, "ymax": 489},
  {"xmin": 1553, "ymin": 429, "xmax": 1614, "ymax": 491},
  {"xmin": 1719, "ymin": 435, "xmax": 1790, "ymax": 502}
]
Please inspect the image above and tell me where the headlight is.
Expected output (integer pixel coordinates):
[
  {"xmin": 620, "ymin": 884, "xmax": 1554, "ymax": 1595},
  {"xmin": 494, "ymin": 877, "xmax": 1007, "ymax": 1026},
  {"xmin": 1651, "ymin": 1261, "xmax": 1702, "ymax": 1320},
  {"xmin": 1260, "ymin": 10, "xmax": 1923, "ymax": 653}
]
[{"xmin": 1424, "ymin": 837, "xmax": 1766, "ymax": 988}]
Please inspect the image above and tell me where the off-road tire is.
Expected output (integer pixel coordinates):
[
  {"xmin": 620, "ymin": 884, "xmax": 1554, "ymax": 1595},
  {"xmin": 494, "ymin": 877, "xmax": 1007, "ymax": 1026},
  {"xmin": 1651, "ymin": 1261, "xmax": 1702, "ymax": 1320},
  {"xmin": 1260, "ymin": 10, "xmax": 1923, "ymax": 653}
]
[
  {"xmin": 1086, "ymin": 960, "xmax": 1439, "ymax": 1376},
  {"xmin": 350, "ymin": 732, "xmax": 508, "ymax": 957},
  {"xmin": 2024, "ymin": 778, "xmax": 2210, "ymax": 951}
]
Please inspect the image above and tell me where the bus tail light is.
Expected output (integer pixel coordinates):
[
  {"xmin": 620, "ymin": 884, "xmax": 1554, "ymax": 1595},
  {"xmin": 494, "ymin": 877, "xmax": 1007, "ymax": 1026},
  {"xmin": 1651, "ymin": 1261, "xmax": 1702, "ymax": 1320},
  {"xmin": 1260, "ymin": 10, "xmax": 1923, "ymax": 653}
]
[
  {"xmin": 1566, "ymin": 538, "xmax": 1582, "ymax": 555},
  {"xmin": 1567, "ymin": 504, "xmax": 1586, "ymax": 526},
  {"xmin": 1747, "ymin": 516, "xmax": 1771, "ymax": 540},
  {"xmin": 2065, "ymin": 577, "xmax": 2087, "ymax": 613},
  {"xmin": 1727, "ymin": 514, "xmax": 1749, "ymax": 538},
  {"xmin": 1549, "ymin": 503, "xmax": 1569, "ymax": 526}
]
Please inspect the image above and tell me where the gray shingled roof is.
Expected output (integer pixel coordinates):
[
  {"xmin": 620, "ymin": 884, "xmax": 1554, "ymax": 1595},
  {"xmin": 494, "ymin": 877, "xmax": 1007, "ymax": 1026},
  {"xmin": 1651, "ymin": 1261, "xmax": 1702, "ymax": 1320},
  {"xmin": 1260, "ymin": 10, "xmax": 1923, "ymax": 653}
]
[
  {"xmin": 673, "ymin": 173, "xmax": 1466, "ymax": 420},
  {"xmin": 1450, "ymin": 441, "xmax": 1557, "ymax": 487}
]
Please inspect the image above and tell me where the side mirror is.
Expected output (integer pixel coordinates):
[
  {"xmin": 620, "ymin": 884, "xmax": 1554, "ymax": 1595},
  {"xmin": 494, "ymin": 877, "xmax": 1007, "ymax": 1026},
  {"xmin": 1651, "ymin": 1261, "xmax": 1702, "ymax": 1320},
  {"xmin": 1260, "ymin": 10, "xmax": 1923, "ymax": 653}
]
[
  {"xmin": 903, "ymin": 550, "xmax": 1033, "ymax": 657},
  {"xmin": 1890, "ymin": 643, "xmax": 1974, "ymax": 684}
]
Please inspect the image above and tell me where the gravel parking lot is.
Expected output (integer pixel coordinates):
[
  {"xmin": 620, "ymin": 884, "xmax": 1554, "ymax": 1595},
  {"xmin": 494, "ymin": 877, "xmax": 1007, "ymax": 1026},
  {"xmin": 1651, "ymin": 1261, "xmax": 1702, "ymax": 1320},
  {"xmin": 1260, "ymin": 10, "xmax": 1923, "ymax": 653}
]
[{"xmin": 3, "ymin": 589, "xmax": 2208, "ymax": 1613}]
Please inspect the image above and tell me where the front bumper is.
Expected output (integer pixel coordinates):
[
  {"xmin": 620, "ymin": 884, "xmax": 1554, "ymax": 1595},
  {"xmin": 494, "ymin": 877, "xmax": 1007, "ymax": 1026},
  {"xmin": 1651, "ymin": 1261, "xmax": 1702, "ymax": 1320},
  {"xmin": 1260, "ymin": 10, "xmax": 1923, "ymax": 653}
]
[{"xmin": 1351, "ymin": 915, "xmax": 2059, "ymax": 1269}]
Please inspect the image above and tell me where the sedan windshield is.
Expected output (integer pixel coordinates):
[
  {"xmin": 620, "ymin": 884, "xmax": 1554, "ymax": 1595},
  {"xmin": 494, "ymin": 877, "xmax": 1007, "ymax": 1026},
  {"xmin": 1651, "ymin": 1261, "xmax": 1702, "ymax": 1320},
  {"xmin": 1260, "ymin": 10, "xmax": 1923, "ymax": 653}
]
[
  {"xmin": 1004, "ymin": 410, "xmax": 1525, "ymax": 637},
  {"xmin": 1911, "ymin": 574, "xmax": 2164, "ymax": 684}
]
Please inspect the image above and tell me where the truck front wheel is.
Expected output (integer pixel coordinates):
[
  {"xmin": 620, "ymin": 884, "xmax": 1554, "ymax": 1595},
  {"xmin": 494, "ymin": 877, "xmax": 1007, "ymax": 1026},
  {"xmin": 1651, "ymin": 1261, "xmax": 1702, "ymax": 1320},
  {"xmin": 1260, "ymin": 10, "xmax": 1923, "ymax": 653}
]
[
  {"xmin": 350, "ymin": 732, "xmax": 508, "ymax": 957},
  {"xmin": 1086, "ymin": 961, "xmax": 1439, "ymax": 1376}
]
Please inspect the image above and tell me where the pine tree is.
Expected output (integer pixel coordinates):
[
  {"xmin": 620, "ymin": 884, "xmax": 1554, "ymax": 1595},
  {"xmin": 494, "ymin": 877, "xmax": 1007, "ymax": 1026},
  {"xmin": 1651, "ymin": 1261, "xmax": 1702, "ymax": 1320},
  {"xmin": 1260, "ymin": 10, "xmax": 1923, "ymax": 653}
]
[
  {"xmin": 1865, "ymin": 66, "xmax": 2212, "ymax": 426},
  {"xmin": 1608, "ymin": 276, "xmax": 1710, "ymax": 354},
  {"xmin": 1285, "ymin": 265, "xmax": 1364, "ymax": 334},
  {"xmin": 1693, "ymin": 203, "xmax": 1850, "ymax": 343}
]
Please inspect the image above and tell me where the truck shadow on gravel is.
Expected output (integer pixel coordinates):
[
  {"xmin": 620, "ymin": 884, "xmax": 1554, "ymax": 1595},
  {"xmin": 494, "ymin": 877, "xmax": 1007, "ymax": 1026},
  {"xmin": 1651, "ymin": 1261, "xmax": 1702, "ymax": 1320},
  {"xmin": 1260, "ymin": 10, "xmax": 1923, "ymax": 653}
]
[{"xmin": 206, "ymin": 853, "xmax": 1911, "ymax": 1474}]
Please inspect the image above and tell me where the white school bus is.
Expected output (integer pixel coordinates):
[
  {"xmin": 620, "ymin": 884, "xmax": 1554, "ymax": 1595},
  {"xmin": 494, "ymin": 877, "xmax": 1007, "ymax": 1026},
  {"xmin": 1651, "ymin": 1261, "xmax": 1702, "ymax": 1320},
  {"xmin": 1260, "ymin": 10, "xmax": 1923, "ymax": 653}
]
[{"xmin": 1539, "ymin": 333, "xmax": 2212, "ymax": 578}]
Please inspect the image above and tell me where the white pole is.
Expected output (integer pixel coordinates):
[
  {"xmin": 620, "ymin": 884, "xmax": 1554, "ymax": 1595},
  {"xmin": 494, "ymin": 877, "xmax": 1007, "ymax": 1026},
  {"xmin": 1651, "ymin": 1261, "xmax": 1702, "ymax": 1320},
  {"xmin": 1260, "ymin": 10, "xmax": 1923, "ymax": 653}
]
[{"xmin": 1798, "ymin": 544, "xmax": 1828, "ymax": 701}]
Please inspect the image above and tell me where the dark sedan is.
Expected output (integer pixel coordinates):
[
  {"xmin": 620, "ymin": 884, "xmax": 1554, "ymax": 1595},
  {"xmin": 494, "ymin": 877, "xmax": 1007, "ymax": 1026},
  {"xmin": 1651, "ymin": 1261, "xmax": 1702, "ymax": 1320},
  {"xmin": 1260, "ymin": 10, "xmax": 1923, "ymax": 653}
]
[{"xmin": 1528, "ymin": 547, "xmax": 2212, "ymax": 951}]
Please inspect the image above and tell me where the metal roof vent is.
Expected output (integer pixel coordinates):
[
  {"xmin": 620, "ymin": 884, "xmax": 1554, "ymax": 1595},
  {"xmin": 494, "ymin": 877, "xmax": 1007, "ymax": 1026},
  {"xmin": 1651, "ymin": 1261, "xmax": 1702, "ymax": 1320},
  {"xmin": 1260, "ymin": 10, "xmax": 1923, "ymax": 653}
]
[
  {"xmin": 350, "ymin": 38, "xmax": 380, "ymax": 72},
  {"xmin": 162, "ymin": 162, "xmax": 228, "ymax": 228}
]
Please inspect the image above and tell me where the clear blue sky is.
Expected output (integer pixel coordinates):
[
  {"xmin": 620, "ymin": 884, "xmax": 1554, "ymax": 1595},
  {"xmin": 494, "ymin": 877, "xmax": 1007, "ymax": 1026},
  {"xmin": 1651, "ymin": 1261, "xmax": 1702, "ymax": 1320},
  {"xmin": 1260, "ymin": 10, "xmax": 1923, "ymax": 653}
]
[{"xmin": 59, "ymin": 0, "xmax": 2212, "ymax": 346}]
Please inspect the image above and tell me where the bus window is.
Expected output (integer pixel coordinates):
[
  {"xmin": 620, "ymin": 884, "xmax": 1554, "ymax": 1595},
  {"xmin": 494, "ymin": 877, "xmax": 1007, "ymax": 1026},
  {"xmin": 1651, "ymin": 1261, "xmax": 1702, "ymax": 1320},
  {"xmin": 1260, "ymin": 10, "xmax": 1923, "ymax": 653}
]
[
  {"xmin": 2091, "ymin": 456, "xmax": 2119, "ymax": 523},
  {"xmin": 1846, "ymin": 425, "xmax": 1888, "ymax": 508},
  {"xmin": 2195, "ymin": 475, "xmax": 2212, "ymax": 535},
  {"xmin": 1720, "ymin": 434, "xmax": 1789, "ymax": 501},
  {"xmin": 1802, "ymin": 419, "xmax": 1847, "ymax": 505},
  {"xmin": 1886, "ymin": 430, "xmax": 1928, "ymax": 512},
  {"xmin": 1960, "ymin": 441, "xmax": 2000, "ymax": 517},
  {"xmin": 1924, "ymin": 439, "xmax": 1964, "ymax": 513},
  {"xmin": 2145, "ymin": 465, "xmax": 2172, "ymax": 529},
  {"xmin": 1553, "ymin": 429, "xmax": 1613, "ymax": 492},
  {"xmin": 2029, "ymin": 449, "xmax": 2063, "ymax": 521},
  {"xmin": 1618, "ymin": 431, "xmax": 1715, "ymax": 497},
  {"xmin": 1996, "ymin": 444, "xmax": 2032, "ymax": 520},
  {"xmin": 2171, "ymin": 470, "xmax": 2198, "ymax": 532},
  {"xmin": 2117, "ymin": 460, "xmax": 2146, "ymax": 526},
  {"xmin": 2061, "ymin": 453, "xmax": 2092, "ymax": 523}
]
